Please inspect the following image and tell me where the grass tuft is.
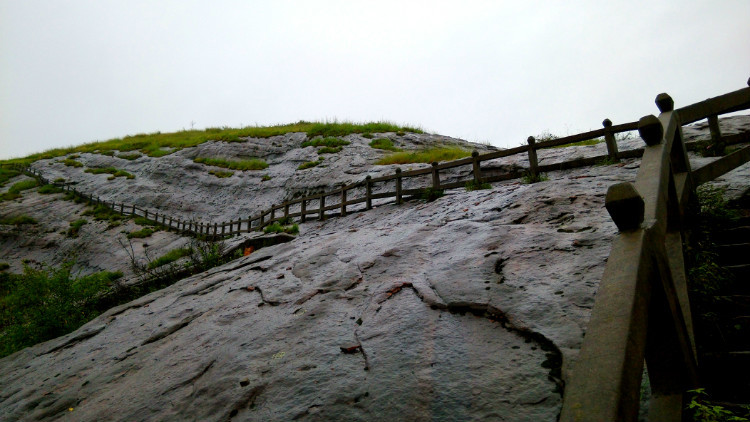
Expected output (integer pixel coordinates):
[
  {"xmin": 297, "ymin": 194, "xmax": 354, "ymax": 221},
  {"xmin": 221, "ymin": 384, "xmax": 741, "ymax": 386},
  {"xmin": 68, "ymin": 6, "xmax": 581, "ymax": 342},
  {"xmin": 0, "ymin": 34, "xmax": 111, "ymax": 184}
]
[
  {"xmin": 148, "ymin": 247, "xmax": 192, "ymax": 269},
  {"xmin": 0, "ymin": 215, "xmax": 37, "ymax": 226},
  {"xmin": 38, "ymin": 184, "xmax": 64, "ymax": 194},
  {"xmin": 376, "ymin": 146, "xmax": 470, "ymax": 165},
  {"xmin": 297, "ymin": 159, "xmax": 324, "ymax": 170},
  {"xmin": 263, "ymin": 222, "xmax": 299, "ymax": 235},
  {"xmin": 301, "ymin": 137, "xmax": 350, "ymax": 148},
  {"xmin": 84, "ymin": 167, "xmax": 135, "ymax": 179},
  {"xmin": 209, "ymin": 170, "xmax": 234, "ymax": 178},
  {"xmin": 61, "ymin": 159, "xmax": 84, "ymax": 167},
  {"xmin": 465, "ymin": 180, "xmax": 492, "ymax": 191},
  {"xmin": 67, "ymin": 219, "xmax": 87, "ymax": 237},
  {"xmin": 369, "ymin": 138, "xmax": 401, "ymax": 152},
  {"xmin": 117, "ymin": 152, "xmax": 142, "ymax": 160},
  {"xmin": 194, "ymin": 157, "xmax": 268, "ymax": 171},
  {"xmin": 127, "ymin": 227, "xmax": 155, "ymax": 239}
]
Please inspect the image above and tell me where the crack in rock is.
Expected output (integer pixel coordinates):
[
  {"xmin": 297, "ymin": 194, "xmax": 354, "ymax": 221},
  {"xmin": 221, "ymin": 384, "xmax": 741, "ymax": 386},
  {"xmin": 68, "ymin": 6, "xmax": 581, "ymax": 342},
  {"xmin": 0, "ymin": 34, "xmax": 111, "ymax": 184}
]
[
  {"xmin": 226, "ymin": 383, "xmax": 266, "ymax": 420},
  {"xmin": 142, "ymin": 312, "xmax": 203, "ymax": 345},
  {"xmin": 377, "ymin": 282, "xmax": 565, "ymax": 395},
  {"xmin": 38, "ymin": 324, "xmax": 107, "ymax": 356}
]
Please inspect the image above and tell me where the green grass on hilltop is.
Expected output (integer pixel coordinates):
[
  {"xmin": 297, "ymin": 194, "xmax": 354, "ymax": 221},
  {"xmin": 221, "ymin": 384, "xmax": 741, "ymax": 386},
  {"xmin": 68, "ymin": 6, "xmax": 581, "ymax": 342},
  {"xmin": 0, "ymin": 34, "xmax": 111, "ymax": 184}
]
[
  {"xmin": 1, "ymin": 121, "xmax": 423, "ymax": 166},
  {"xmin": 375, "ymin": 146, "xmax": 471, "ymax": 165}
]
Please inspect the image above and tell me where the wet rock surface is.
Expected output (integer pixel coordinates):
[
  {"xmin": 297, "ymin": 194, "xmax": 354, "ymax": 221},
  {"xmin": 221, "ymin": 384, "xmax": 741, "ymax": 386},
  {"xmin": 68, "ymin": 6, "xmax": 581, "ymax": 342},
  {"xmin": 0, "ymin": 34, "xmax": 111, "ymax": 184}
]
[{"xmin": 0, "ymin": 117, "xmax": 749, "ymax": 421}]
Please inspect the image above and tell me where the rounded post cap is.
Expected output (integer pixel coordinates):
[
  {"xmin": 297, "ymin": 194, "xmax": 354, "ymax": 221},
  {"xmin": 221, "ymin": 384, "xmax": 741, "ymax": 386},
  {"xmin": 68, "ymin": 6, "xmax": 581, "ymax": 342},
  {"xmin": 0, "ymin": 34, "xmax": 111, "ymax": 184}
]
[
  {"xmin": 655, "ymin": 93, "xmax": 674, "ymax": 112},
  {"xmin": 395, "ymin": 167, "xmax": 401, "ymax": 173},
  {"xmin": 432, "ymin": 161, "xmax": 439, "ymax": 167},
  {"xmin": 605, "ymin": 182, "xmax": 645, "ymax": 231},
  {"xmin": 472, "ymin": 150, "xmax": 479, "ymax": 157},
  {"xmin": 638, "ymin": 115, "xmax": 663, "ymax": 146},
  {"xmin": 747, "ymin": 77, "xmax": 750, "ymax": 87},
  {"xmin": 365, "ymin": 175, "xmax": 371, "ymax": 180},
  {"xmin": 602, "ymin": 118, "xmax": 612, "ymax": 128},
  {"xmin": 527, "ymin": 136, "xmax": 536, "ymax": 145}
]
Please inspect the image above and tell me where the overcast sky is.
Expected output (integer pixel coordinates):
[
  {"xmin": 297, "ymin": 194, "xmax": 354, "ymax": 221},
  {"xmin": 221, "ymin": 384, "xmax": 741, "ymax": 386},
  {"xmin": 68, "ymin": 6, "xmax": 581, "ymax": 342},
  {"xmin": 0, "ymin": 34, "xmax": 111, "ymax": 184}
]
[{"xmin": 1, "ymin": 1, "xmax": 748, "ymax": 160}]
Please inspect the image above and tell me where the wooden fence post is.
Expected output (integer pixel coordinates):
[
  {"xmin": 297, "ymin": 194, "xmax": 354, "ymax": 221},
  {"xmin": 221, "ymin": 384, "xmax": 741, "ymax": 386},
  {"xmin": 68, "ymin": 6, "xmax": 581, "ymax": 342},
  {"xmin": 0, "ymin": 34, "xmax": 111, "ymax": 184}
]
[
  {"xmin": 284, "ymin": 202, "xmax": 289, "ymax": 219},
  {"xmin": 527, "ymin": 136, "xmax": 539, "ymax": 178},
  {"xmin": 602, "ymin": 119, "xmax": 620, "ymax": 162},
  {"xmin": 221, "ymin": 222, "xmax": 226, "ymax": 236},
  {"xmin": 260, "ymin": 212, "xmax": 265, "ymax": 227},
  {"xmin": 213, "ymin": 223, "xmax": 218, "ymax": 239},
  {"xmin": 120, "ymin": 203, "xmax": 124, "ymax": 213},
  {"xmin": 431, "ymin": 162, "xmax": 440, "ymax": 189},
  {"xmin": 168, "ymin": 216, "xmax": 173, "ymax": 231},
  {"xmin": 132, "ymin": 204, "xmax": 136, "ymax": 215},
  {"xmin": 395, "ymin": 168, "xmax": 403, "ymax": 205},
  {"xmin": 340, "ymin": 185, "xmax": 347, "ymax": 217},
  {"xmin": 319, "ymin": 195, "xmax": 326, "ymax": 220},
  {"xmin": 270, "ymin": 205, "xmax": 275, "ymax": 222},
  {"xmin": 301, "ymin": 200, "xmax": 307, "ymax": 223},
  {"xmin": 471, "ymin": 150, "xmax": 482, "ymax": 183},
  {"xmin": 707, "ymin": 114, "xmax": 724, "ymax": 154},
  {"xmin": 144, "ymin": 209, "xmax": 148, "ymax": 219},
  {"xmin": 247, "ymin": 216, "xmax": 252, "ymax": 232},
  {"xmin": 155, "ymin": 212, "xmax": 159, "ymax": 225},
  {"xmin": 365, "ymin": 175, "xmax": 372, "ymax": 210}
]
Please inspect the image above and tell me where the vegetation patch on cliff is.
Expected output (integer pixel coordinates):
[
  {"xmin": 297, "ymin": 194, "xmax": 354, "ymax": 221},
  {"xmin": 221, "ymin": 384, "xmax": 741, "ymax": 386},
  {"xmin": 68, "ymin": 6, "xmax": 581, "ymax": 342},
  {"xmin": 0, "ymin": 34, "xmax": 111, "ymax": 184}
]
[
  {"xmin": 194, "ymin": 156, "xmax": 268, "ymax": 171},
  {"xmin": 375, "ymin": 146, "xmax": 470, "ymax": 165}
]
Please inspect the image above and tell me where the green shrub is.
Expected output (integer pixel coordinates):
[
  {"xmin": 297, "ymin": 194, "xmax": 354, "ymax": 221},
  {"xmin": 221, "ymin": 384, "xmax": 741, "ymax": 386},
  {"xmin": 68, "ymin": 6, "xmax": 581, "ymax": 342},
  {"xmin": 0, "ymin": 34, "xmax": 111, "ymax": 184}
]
[
  {"xmin": 465, "ymin": 180, "xmax": 492, "ymax": 191},
  {"xmin": 261, "ymin": 174, "xmax": 272, "ymax": 182},
  {"xmin": 0, "ymin": 215, "xmax": 37, "ymax": 226},
  {"xmin": 297, "ymin": 159, "xmax": 324, "ymax": 170},
  {"xmin": 0, "ymin": 263, "xmax": 123, "ymax": 358},
  {"xmin": 362, "ymin": 133, "xmax": 374, "ymax": 139},
  {"xmin": 53, "ymin": 177, "xmax": 65, "ymax": 183},
  {"xmin": 148, "ymin": 247, "xmax": 192, "ymax": 269},
  {"xmin": 127, "ymin": 227, "xmax": 155, "ymax": 239},
  {"xmin": 194, "ymin": 157, "xmax": 268, "ymax": 171},
  {"xmin": 301, "ymin": 137, "xmax": 350, "ymax": 148},
  {"xmin": 68, "ymin": 154, "xmax": 80, "ymax": 159},
  {"xmin": 263, "ymin": 222, "xmax": 299, "ymax": 235},
  {"xmin": 67, "ymin": 219, "xmax": 87, "ymax": 237},
  {"xmin": 420, "ymin": 188, "xmax": 444, "ymax": 202},
  {"xmin": 209, "ymin": 170, "xmax": 234, "ymax": 178},
  {"xmin": 686, "ymin": 388, "xmax": 750, "ymax": 421},
  {"xmin": 376, "ymin": 146, "xmax": 470, "ymax": 165},
  {"xmin": 62, "ymin": 159, "xmax": 84, "ymax": 167},
  {"xmin": 521, "ymin": 172, "xmax": 549, "ymax": 184},
  {"xmin": 84, "ymin": 167, "xmax": 135, "ymax": 179},
  {"xmin": 369, "ymin": 138, "xmax": 401, "ymax": 152},
  {"xmin": 98, "ymin": 150, "xmax": 115, "ymax": 156},
  {"xmin": 38, "ymin": 184, "xmax": 64, "ymax": 194}
]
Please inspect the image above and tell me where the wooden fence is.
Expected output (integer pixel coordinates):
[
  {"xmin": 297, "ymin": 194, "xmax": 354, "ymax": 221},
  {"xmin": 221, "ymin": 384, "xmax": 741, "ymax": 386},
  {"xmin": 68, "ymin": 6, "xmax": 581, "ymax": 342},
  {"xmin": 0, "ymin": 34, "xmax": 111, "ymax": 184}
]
[
  {"xmin": 11, "ymin": 83, "xmax": 749, "ymax": 243},
  {"xmin": 560, "ymin": 81, "xmax": 750, "ymax": 421}
]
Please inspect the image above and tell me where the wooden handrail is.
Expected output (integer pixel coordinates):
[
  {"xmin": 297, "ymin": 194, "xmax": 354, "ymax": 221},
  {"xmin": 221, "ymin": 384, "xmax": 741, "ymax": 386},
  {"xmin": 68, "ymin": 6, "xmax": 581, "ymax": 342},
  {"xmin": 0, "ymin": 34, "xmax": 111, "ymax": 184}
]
[{"xmin": 560, "ymin": 83, "xmax": 750, "ymax": 421}]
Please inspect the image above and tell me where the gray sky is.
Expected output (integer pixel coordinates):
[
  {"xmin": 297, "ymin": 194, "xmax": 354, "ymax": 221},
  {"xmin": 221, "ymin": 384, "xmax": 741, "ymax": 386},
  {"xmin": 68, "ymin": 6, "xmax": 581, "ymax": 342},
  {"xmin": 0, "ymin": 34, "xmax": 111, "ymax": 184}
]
[{"xmin": 1, "ymin": 1, "xmax": 749, "ymax": 160}]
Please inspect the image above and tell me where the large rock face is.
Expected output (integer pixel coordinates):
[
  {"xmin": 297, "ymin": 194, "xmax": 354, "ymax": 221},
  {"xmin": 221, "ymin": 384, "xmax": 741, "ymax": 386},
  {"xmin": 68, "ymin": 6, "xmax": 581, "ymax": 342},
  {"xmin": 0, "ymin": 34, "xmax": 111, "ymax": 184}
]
[{"xmin": 1, "ymin": 117, "xmax": 749, "ymax": 421}]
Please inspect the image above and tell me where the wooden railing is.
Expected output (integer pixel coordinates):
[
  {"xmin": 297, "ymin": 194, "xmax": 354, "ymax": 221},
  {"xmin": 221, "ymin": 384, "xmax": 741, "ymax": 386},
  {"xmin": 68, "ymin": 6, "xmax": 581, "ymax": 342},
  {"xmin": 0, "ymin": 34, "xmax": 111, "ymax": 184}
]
[
  {"xmin": 560, "ymin": 82, "xmax": 750, "ymax": 421},
  {"xmin": 5, "ymin": 81, "xmax": 750, "ymax": 246}
]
